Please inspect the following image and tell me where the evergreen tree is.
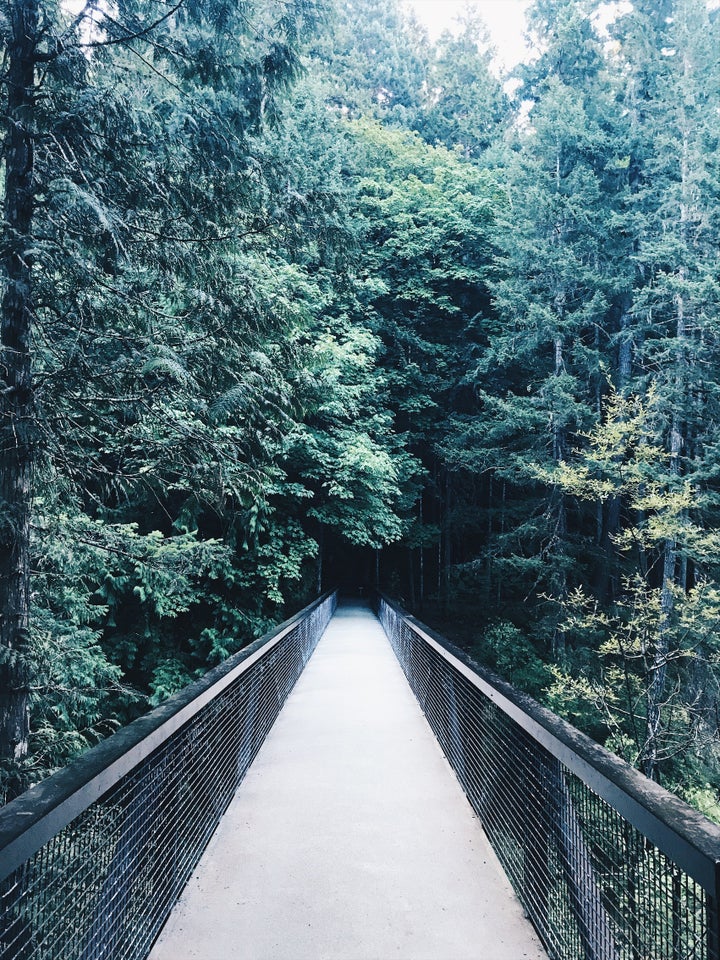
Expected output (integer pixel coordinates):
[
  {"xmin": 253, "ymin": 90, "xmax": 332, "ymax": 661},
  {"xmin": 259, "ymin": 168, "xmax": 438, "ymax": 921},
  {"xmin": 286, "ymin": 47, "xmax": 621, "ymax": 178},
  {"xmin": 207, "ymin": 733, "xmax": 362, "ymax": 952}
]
[
  {"xmin": 314, "ymin": 0, "xmax": 429, "ymax": 123},
  {"xmin": 0, "ymin": 0, "xmax": 326, "ymax": 793},
  {"xmin": 415, "ymin": 11, "xmax": 508, "ymax": 159},
  {"xmin": 449, "ymin": 0, "xmax": 618, "ymax": 651},
  {"xmin": 550, "ymin": 389, "xmax": 720, "ymax": 790}
]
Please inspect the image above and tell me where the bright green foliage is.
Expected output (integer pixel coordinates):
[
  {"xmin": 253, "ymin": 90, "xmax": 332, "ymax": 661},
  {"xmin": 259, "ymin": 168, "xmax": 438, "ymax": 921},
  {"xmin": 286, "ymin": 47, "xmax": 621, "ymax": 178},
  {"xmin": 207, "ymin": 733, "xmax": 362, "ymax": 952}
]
[
  {"xmin": 262, "ymin": 71, "xmax": 425, "ymax": 572},
  {"xmin": 552, "ymin": 579, "xmax": 720, "ymax": 775},
  {"xmin": 470, "ymin": 621, "xmax": 552, "ymax": 700},
  {"xmin": 345, "ymin": 118, "xmax": 501, "ymax": 603},
  {"xmin": 0, "ymin": 0, "xmax": 341, "ymax": 789},
  {"xmin": 290, "ymin": 329, "xmax": 410, "ymax": 547},
  {"xmin": 24, "ymin": 509, "xmax": 125, "ymax": 787},
  {"xmin": 549, "ymin": 389, "xmax": 720, "ymax": 783}
]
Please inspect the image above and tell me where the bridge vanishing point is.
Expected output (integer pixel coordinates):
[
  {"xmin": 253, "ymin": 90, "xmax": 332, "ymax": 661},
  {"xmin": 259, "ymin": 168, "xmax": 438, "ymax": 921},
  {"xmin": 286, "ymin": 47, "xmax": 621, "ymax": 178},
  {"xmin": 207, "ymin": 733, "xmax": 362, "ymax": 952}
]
[{"xmin": 2, "ymin": 592, "xmax": 720, "ymax": 960}]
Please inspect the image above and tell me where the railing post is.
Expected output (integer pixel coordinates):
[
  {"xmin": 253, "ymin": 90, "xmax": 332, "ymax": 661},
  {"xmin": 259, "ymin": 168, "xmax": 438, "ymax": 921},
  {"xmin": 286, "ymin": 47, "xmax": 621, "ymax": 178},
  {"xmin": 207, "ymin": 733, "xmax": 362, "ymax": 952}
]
[
  {"xmin": 708, "ymin": 864, "xmax": 720, "ymax": 960},
  {"xmin": 0, "ymin": 866, "xmax": 33, "ymax": 960},
  {"xmin": 523, "ymin": 745, "xmax": 551, "ymax": 950}
]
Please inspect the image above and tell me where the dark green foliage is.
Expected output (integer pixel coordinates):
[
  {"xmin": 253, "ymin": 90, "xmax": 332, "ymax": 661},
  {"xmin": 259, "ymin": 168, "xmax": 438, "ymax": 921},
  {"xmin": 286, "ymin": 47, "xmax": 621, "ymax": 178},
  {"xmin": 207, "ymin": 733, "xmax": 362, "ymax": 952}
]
[
  {"xmin": 414, "ymin": 11, "xmax": 508, "ymax": 158},
  {"xmin": 313, "ymin": 0, "xmax": 429, "ymax": 123},
  {"xmin": 4, "ymin": 0, "xmax": 720, "ymax": 819},
  {"xmin": 470, "ymin": 621, "xmax": 553, "ymax": 701}
]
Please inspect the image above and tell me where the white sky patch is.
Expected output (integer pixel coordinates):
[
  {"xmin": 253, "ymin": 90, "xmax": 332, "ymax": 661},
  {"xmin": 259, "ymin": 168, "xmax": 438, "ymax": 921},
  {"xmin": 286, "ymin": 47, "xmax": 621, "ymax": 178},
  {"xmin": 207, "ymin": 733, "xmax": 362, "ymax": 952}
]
[
  {"xmin": 592, "ymin": 0, "xmax": 633, "ymax": 37},
  {"xmin": 402, "ymin": 0, "xmax": 531, "ymax": 72},
  {"xmin": 403, "ymin": 1, "xmax": 719, "ymax": 71}
]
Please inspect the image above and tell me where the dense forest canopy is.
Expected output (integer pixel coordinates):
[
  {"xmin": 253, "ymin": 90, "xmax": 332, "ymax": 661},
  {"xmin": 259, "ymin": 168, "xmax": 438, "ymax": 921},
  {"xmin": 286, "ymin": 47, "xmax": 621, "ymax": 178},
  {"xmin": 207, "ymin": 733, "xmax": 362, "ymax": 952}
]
[{"xmin": 2, "ymin": 0, "xmax": 720, "ymax": 816}]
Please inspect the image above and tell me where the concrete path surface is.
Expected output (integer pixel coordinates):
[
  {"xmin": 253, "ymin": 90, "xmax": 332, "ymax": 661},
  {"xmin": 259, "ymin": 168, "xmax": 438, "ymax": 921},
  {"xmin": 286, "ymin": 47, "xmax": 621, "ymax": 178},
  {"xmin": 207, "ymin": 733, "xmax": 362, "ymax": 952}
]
[{"xmin": 149, "ymin": 602, "xmax": 547, "ymax": 960}]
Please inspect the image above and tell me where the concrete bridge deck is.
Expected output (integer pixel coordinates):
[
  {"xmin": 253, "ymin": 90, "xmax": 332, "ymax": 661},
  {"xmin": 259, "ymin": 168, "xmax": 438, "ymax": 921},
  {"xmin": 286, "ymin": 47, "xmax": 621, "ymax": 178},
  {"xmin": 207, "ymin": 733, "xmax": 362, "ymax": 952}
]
[{"xmin": 149, "ymin": 603, "xmax": 547, "ymax": 960}]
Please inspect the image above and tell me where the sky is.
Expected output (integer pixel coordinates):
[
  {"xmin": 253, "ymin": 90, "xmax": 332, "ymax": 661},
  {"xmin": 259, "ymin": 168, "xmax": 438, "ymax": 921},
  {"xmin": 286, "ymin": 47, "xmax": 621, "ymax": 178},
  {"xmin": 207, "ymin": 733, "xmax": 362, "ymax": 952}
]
[{"xmin": 401, "ymin": 0, "xmax": 531, "ymax": 70}]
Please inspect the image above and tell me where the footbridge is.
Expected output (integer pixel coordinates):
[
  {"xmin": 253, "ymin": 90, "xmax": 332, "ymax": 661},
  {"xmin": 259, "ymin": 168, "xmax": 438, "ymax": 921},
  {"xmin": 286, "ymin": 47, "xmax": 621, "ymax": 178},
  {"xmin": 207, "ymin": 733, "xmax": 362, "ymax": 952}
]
[{"xmin": 2, "ymin": 592, "xmax": 720, "ymax": 960}]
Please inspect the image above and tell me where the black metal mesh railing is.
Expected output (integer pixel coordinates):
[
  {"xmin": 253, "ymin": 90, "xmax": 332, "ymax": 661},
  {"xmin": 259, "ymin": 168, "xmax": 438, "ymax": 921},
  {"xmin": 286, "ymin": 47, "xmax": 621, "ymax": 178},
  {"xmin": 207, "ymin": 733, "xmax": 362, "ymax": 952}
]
[
  {"xmin": 377, "ymin": 595, "xmax": 720, "ymax": 960},
  {"xmin": 0, "ymin": 591, "xmax": 336, "ymax": 960}
]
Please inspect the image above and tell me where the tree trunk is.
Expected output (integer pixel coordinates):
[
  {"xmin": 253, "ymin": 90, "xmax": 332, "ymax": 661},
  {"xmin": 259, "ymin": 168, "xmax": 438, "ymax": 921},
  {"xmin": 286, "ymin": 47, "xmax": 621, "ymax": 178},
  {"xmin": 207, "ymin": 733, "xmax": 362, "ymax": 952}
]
[
  {"xmin": 552, "ymin": 335, "xmax": 567, "ymax": 660},
  {"xmin": 407, "ymin": 546, "xmax": 416, "ymax": 608},
  {"xmin": 644, "ymin": 530, "xmax": 676, "ymax": 781},
  {"xmin": 644, "ymin": 291, "xmax": 685, "ymax": 780},
  {"xmin": 0, "ymin": 0, "xmax": 39, "ymax": 785},
  {"xmin": 486, "ymin": 472, "xmax": 493, "ymax": 601},
  {"xmin": 418, "ymin": 495, "xmax": 424, "ymax": 609},
  {"xmin": 617, "ymin": 295, "xmax": 633, "ymax": 391},
  {"xmin": 442, "ymin": 470, "xmax": 453, "ymax": 611},
  {"xmin": 316, "ymin": 526, "xmax": 324, "ymax": 595},
  {"xmin": 437, "ymin": 535, "xmax": 441, "ymax": 599},
  {"xmin": 597, "ymin": 296, "xmax": 633, "ymax": 604},
  {"xmin": 497, "ymin": 480, "xmax": 506, "ymax": 604}
]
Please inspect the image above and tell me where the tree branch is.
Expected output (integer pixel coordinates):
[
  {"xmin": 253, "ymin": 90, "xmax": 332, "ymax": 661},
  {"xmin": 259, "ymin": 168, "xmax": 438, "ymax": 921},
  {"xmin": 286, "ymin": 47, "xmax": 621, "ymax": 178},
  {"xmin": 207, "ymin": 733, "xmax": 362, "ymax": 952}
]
[{"xmin": 79, "ymin": 0, "xmax": 185, "ymax": 49}]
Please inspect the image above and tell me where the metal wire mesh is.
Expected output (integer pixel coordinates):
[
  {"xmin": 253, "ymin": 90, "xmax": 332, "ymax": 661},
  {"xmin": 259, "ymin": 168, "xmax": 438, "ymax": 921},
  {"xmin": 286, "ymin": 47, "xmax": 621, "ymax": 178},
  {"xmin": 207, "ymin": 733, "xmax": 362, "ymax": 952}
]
[
  {"xmin": 378, "ymin": 596, "xmax": 720, "ymax": 960},
  {"xmin": 0, "ymin": 593, "xmax": 336, "ymax": 960}
]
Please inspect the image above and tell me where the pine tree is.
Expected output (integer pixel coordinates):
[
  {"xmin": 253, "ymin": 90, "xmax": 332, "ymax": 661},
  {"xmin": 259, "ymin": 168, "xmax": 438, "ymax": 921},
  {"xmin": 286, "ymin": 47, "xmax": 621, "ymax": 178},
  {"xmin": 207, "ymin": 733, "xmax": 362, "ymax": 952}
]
[
  {"xmin": 0, "ymin": 0, "xmax": 326, "ymax": 790},
  {"xmin": 593, "ymin": 0, "xmax": 720, "ymax": 778},
  {"xmin": 415, "ymin": 10, "xmax": 508, "ymax": 159},
  {"xmin": 458, "ymin": 0, "xmax": 618, "ymax": 652}
]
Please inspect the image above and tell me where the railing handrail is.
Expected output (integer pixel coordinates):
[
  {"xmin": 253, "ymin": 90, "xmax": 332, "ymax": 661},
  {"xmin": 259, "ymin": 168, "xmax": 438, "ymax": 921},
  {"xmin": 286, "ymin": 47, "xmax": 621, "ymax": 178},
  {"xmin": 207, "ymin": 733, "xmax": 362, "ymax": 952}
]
[
  {"xmin": 0, "ymin": 591, "xmax": 336, "ymax": 882},
  {"xmin": 379, "ymin": 593, "xmax": 720, "ymax": 893}
]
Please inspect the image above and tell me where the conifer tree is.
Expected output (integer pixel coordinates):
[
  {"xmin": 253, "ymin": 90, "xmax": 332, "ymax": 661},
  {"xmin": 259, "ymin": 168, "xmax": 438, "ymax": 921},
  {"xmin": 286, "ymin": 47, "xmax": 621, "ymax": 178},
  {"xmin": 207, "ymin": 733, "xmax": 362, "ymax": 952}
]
[
  {"xmin": 415, "ymin": 11, "xmax": 508, "ymax": 158},
  {"xmin": 460, "ymin": 0, "xmax": 617, "ymax": 651},
  {"xmin": 0, "ymin": 0, "xmax": 324, "ymax": 789}
]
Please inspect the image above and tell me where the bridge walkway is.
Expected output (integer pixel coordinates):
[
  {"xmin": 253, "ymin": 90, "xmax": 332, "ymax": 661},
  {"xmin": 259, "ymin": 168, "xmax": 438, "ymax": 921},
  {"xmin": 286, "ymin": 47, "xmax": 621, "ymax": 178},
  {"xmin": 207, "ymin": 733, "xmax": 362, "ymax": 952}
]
[{"xmin": 149, "ymin": 602, "xmax": 547, "ymax": 960}]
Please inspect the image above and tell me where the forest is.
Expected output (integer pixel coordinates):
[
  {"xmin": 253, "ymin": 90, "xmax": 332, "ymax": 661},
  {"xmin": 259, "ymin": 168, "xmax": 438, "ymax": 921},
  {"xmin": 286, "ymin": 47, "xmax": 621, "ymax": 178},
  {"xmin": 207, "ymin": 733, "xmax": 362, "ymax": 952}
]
[{"xmin": 1, "ymin": 0, "xmax": 720, "ymax": 818}]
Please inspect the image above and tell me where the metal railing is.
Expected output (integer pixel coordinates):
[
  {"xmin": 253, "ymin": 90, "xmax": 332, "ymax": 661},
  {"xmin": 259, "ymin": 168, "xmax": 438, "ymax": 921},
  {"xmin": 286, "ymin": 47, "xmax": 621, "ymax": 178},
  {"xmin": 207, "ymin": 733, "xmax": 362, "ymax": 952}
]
[
  {"xmin": 377, "ymin": 594, "xmax": 720, "ymax": 960},
  {"xmin": 0, "ymin": 591, "xmax": 336, "ymax": 960}
]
